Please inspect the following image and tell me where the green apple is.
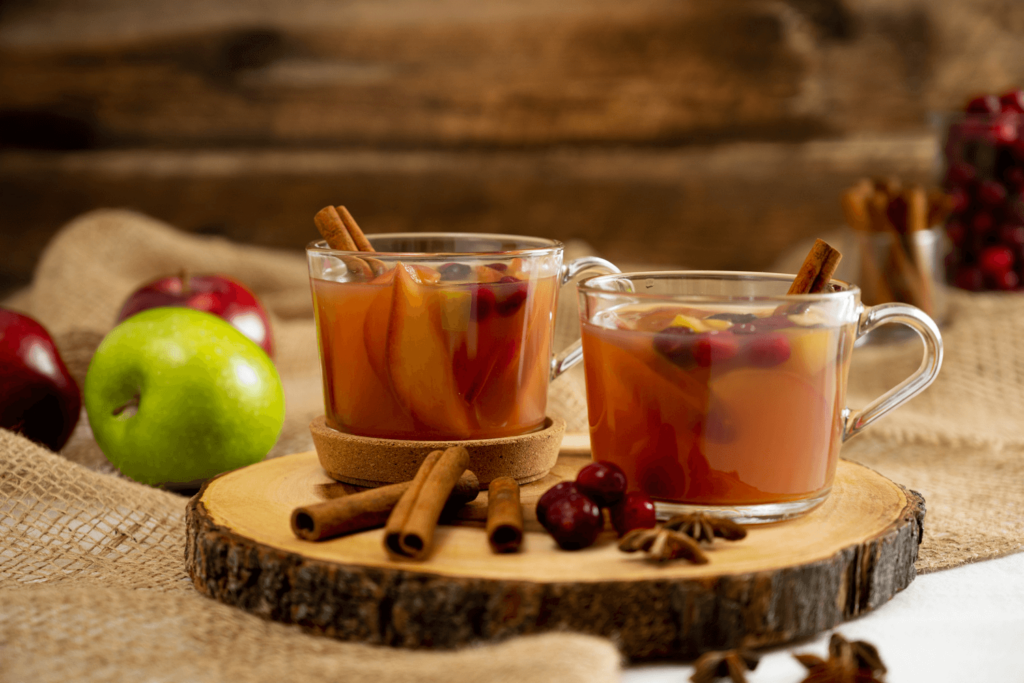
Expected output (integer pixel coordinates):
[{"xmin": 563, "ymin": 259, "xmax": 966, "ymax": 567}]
[{"xmin": 84, "ymin": 307, "xmax": 285, "ymax": 486}]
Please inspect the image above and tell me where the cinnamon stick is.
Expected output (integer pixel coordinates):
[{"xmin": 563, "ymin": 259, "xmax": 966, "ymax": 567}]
[
  {"xmin": 336, "ymin": 205, "xmax": 375, "ymax": 252},
  {"xmin": 842, "ymin": 186, "xmax": 895, "ymax": 304},
  {"xmin": 905, "ymin": 185, "xmax": 935, "ymax": 314},
  {"xmin": 868, "ymin": 191, "xmax": 926, "ymax": 307},
  {"xmin": 314, "ymin": 205, "xmax": 357, "ymax": 251},
  {"xmin": 291, "ymin": 470, "xmax": 479, "ymax": 542},
  {"xmin": 385, "ymin": 446, "xmax": 471, "ymax": 561},
  {"xmin": 486, "ymin": 477, "xmax": 523, "ymax": 554},
  {"xmin": 788, "ymin": 239, "xmax": 843, "ymax": 295}
]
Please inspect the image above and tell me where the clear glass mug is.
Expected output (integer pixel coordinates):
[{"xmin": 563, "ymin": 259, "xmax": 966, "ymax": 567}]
[
  {"xmin": 577, "ymin": 271, "xmax": 943, "ymax": 523},
  {"xmin": 307, "ymin": 234, "xmax": 618, "ymax": 441}
]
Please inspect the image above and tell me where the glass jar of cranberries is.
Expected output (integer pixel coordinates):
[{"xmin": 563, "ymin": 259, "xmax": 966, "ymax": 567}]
[{"xmin": 942, "ymin": 90, "xmax": 1024, "ymax": 291}]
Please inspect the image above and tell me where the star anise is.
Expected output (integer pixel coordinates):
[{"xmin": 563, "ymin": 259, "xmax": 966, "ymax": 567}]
[
  {"xmin": 794, "ymin": 633, "xmax": 887, "ymax": 683},
  {"xmin": 664, "ymin": 513, "xmax": 747, "ymax": 543},
  {"xmin": 618, "ymin": 527, "xmax": 709, "ymax": 564},
  {"xmin": 690, "ymin": 648, "xmax": 760, "ymax": 683}
]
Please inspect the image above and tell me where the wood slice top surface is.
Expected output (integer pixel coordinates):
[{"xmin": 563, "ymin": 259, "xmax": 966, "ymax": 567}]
[
  {"xmin": 187, "ymin": 446, "xmax": 923, "ymax": 658},
  {"xmin": 195, "ymin": 451, "xmax": 914, "ymax": 582}
]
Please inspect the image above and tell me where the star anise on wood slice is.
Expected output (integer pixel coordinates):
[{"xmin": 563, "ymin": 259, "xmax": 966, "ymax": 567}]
[
  {"xmin": 794, "ymin": 633, "xmax": 887, "ymax": 682},
  {"xmin": 617, "ymin": 527, "xmax": 709, "ymax": 564},
  {"xmin": 690, "ymin": 648, "xmax": 760, "ymax": 683},
  {"xmin": 664, "ymin": 513, "xmax": 747, "ymax": 544}
]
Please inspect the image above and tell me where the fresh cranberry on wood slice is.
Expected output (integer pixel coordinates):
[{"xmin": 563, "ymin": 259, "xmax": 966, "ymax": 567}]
[
  {"xmin": 494, "ymin": 276, "xmax": 528, "ymax": 316},
  {"xmin": 438, "ymin": 262, "xmax": 472, "ymax": 281},
  {"xmin": 542, "ymin": 492, "xmax": 604, "ymax": 550},
  {"xmin": 576, "ymin": 461, "xmax": 627, "ymax": 507},
  {"xmin": 609, "ymin": 492, "xmax": 657, "ymax": 537},
  {"xmin": 953, "ymin": 266, "xmax": 985, "ymax": 292},
  {"xmin": 692, "ymin": 332, "xmax": 739, "ymax": 368},
  {"xmin": 978, "ymin": 180, "xmax": 1009, "ymax": 207},
  {"xmin": 966, "ymin": 95, "xmax": 1002, "ymax": 115},
  {"xmin": 1001, "ymin": 90, "xmax": 1024, "ymax": 113},
  {"xmin": 536, "ymin": 481, "xmax": 577, "ymax": 528},
  {"xmin": 471, "ymin": 286, "xmax": 496, "ymax": 321},
  {"xmin": 653, "ymin": 325, "xmax": 698, "ymax": 368}
]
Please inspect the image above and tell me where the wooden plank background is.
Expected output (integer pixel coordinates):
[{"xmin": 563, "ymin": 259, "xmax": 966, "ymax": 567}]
[{"xmin": 1, "ymin": 0, "xmax": 1023, "ymax": 291}]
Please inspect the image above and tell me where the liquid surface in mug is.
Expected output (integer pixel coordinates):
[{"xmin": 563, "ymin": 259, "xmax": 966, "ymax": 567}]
[
  {"xmin": 313, "ymin": 261, "xmax": 556, "ymax": 440},
  {"xmin": 581, "ymin": 304, "xmax": 854, "ymax": 505}
]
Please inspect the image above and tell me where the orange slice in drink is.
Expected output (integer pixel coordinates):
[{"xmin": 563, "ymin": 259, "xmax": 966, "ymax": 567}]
[{"xmin": 386, "ymin": 263, "xmax": 473, "ymax": 436}]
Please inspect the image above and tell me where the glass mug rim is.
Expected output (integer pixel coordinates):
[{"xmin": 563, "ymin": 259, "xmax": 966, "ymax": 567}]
[
  {"xmin": 306, "ymin": 234, "xmax": 565, "ymax": 259},
  {"xmin": 578, "ymin": 270, "xmax": 861, "ymax": 302}
]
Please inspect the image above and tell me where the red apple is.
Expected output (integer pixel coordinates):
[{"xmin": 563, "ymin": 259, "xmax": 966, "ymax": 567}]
[
  {"xmin": 116, "ymin": 273, "xmax": 274, "ymax": 357},
  {"xmin": 0, "ymin": 308, "xmax": 81, "ymax": 451}
]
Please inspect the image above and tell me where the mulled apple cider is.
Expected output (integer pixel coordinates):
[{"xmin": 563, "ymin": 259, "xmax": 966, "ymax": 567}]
[
  {"xmin": 308, "ymin": 234, "xmax": 617, "ymax": 441},
  {"xmin": 577, "ymin": 272, "xmax": 943, "ymax": 523}
]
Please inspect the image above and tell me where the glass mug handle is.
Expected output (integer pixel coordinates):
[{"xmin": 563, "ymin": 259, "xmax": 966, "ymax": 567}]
[
  {"xmin": 550, "ymin": 257, "xmax": 620, "ymax": 380},
  {"xmin": 842, "ymin": 302, "xmax": 944, "ymax": 441}
]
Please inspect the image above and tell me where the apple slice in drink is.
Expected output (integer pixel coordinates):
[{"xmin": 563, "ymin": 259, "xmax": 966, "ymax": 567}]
[
  {"xmin": 363, "ymin": 282, "xmax": 394, "ymax": 387},
  {"xmin": 386, "ymin": 263, "xmax": 472, "ymax": 436},
  {"xmin": 706, "ymin": 368, "xmax": 833, "ymax": 496}
]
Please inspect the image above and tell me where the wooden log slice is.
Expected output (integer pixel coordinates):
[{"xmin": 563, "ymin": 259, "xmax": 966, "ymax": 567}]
[{"xmin": 185, "ymin": 451, "xmax": 924, "ymax": 660}]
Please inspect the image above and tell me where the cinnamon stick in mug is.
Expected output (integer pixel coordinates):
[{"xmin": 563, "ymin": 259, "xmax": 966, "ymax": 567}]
[
  {"xmin": 788, "ymin": 239, "xmax": 843, "ymax": 294},
  {"xmin": 385, "ymin": 446, "xmax": 471, "ymax": 561},
  {"xmin": 335, "ymin": 205, "xmax": 375, "ymax": 253},
  {"xmin": 486, "ymin": 477, "xmax": 523, "ymax": 553},
  {"xmin": 314, "ymin": 206, "xmax": 358, "ymax": 251},
  {"xmin": 291, "ymin": 470, "xmax": 479, "ymax": 542}
]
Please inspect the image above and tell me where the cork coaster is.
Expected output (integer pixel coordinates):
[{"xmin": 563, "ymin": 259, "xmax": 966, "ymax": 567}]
[{"xmin": 309, "ymin": 415, "xmax": 566, "ymax": 487}]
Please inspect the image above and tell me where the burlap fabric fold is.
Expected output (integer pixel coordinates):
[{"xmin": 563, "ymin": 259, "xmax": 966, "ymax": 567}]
[{"xmin": 0, "ymin": 431, "xmax": 620, "ymax": 683}]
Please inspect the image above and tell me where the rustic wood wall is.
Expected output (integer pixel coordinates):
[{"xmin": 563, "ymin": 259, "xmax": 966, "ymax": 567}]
[{"xmin": 2, "ymin": 0, "xmax": 1023, "ymax": 291}]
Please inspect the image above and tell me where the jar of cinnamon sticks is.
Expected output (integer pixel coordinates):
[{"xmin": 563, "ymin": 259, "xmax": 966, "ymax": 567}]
[{"xmin": 840, "ymin": 178, "xmax": 950, "ymax": 324}]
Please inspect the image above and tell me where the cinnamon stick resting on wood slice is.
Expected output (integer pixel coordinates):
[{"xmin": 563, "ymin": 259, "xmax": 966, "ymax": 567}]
[
  {"xmin": 486, "ymin": 477, "xmax": 523, "ymax": 553},
  {"xmin": 291, "ymin": 470, "xmax": 479, "ymax": 542},
  {"xmin": 385, "ymin": 446, "xmax": 471, "ymax": 561},
  {"xmin": 788, "ymin": 239, "xmax": 843, "ymax": 295}
]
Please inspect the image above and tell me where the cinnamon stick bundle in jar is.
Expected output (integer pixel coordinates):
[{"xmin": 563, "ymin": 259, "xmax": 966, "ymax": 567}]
[{"xmin": 840, "ymin": 179, "xmax": 951, "ymax": 314}]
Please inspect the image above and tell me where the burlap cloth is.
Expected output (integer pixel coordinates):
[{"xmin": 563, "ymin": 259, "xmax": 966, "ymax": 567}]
[{"xmin": 2, "ymin": 209, "xmax": 1022, "ymax": 678}]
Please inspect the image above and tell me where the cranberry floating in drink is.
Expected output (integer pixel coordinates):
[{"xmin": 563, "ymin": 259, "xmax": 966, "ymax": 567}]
[{"xmin": 576, "ymin": 242, "xmax": 943, "ymax": 523}]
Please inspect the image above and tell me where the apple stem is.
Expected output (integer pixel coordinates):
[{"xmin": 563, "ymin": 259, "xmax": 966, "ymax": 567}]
[{"xmin": 179, "ymin": 268, "xmax": 190, "ymax": 295}]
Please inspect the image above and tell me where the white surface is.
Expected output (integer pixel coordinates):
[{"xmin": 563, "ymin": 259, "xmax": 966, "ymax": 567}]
[{"xmin": 624, "ymin": 551, "xmax": 1024, "ymax": 683}]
